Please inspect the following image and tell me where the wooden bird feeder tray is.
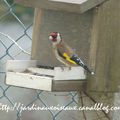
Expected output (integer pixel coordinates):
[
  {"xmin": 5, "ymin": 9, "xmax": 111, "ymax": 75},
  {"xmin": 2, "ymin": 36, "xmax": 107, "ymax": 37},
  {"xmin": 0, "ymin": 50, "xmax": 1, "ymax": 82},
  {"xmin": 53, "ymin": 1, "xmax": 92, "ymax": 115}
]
[{"xmin": 6, "ymin": 60, "xmax": 86, "ymax": 91}]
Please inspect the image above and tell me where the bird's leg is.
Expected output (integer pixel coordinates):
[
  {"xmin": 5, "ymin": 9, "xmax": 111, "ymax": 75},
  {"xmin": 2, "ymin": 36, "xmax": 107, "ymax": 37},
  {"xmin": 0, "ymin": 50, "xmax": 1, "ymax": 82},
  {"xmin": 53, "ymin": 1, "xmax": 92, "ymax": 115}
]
[
  {"xmin": 68, "ymin": 67, "xmax": 72, "ymax": 70},
  {"xmin": 60, "ymin": 65, "xmax": 65, "ymax": 71},
  {"xmin": 66, "ymin": 64, "xmax": 72, "ymax": 70},
  {"xmin": 68, "ymin": 66, "xmax": 72, "ymax": 70},
  {"xmin": 60, "ymin": 64, "xmax": 71, "ymax": 71}
]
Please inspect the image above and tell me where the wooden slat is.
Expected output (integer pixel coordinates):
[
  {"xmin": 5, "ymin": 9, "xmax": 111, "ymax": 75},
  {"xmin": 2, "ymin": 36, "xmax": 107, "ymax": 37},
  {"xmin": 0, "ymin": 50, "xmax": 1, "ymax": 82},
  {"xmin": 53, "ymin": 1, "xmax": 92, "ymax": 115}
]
[
  {"xmin": 54, "ymin": 67, "xmax": 86, "ymax": 80},
  {"xmin": 31, "ymin": 8, "xmax": 42, "ymax": 60},
  {"xmin": 27, "ymin": 67, "xmax": 54, "ymax": 76},
  {"xmin": 15, "ymin": 0, "xmax": 107, "ymax": 13},
  {"xmin": 80, "ymin": 0, "xmax": 106, "ymax": 13},
  {"xmin": 6, "ymin": 60, "xmax": 37, "ymax": 72},
  {"xmin": 6, "ymin": 72, "xmax": 52, "ymax": 91},
  {"xmin": 6, "ymin": 60, "xmax": 86, "ymax": 91},
  {"xmin": 87, "ymin": 0, "xmax": 120, "ymax": 92},
  {"xmin": 53, "ymin": 80, "xmax": 86, "ymax": 91},
  {"xmin": 6, "ymin": 60, "xmax": 86, "ymax": 81},
  {"xmin": 6, "ymin": 72, "xmax": 86, "ymax": 91},
  {"xmin": 27, "ymin": 67, "xmax": 86, "ymax": 80}
]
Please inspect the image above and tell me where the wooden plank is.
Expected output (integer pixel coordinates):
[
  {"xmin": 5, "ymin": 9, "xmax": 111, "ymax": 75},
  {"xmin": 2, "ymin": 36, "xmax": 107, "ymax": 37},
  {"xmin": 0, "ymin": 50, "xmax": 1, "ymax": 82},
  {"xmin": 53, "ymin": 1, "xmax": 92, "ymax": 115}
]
[
  {"xmin": 5, "ymin": 60, "xmax": 86, "ymax": 91},
  {"xmin": 54, "ymin": 67, "xmax": 86, "ymax": 80},
  {"xmin": 6, "ymin": 60, "xmax": 86, "ymax": 80},
  {"xmin": 6, "ymin": 60, "xmax": 37, "ymax": 72},
  {"xmin": 27, "ymin": 67, "xmax": 54, "ymax": 76},
  {"xmin": 6, "ymin": 72, "xmax": 86, "ymax": 91},
  {"xmin": 87, "ymin": 0, "xmax": 120, "ymax": 92},
  {"xmin": 53, "ymin": 80, "xmax": 86, "ymax": 91},
  {"xmin": 15, "ymin": 0, "xmax": 107, "ymax": 13},
  {"xmin": 27, "ymin": 66, "xmax": 86, "ymax": 80},
  {"xmin": 31, "ymin": 8, "xmax": 42, "ymax": 60},
  {"xmin": 80, "ymin": 0, "xmax": 106, "ymax": 13},
  {"xmin": 50, "ymin": 0, "xmax": 87, "ymax": 4},
  {"xmin": 6, "ymin": 72, "xmax": 52, "ymax": 91}
]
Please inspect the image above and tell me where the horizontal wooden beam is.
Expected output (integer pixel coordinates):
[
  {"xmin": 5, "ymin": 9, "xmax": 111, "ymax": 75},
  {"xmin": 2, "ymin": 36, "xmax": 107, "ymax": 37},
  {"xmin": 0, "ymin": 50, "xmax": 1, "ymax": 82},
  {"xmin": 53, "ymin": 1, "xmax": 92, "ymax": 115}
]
[
  {"xmin": 15, "ymin": 0, "xmax": 107, "ymax": 13},
  {"xmin": 52, "ymin": 80, "xmax": 86, "ymax": 91},
  {"xmin": 6, "ymin": 72, "xmax": 53, "ymax": 91},
  {"xmin": 6, "ymin": 71, "xmax": 86, "ymax": 91}
]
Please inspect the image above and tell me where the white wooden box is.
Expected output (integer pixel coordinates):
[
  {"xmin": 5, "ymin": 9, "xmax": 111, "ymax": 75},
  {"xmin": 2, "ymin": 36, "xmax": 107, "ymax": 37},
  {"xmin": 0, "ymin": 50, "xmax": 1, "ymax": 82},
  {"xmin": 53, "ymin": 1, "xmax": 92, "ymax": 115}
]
[{"xmin": 6, "ymin": 60, "xmax": 86, "ymax": 91}]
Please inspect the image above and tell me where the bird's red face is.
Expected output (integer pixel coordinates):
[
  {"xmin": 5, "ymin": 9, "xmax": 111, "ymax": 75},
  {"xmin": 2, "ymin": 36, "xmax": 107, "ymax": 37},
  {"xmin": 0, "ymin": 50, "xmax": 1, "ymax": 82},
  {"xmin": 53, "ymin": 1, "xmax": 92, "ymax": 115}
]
[
  {"xmin": 49, "ymin": 32, "xmax": 58, "ymax": 42},
  {"xmin": 49, "ymin": 32, "xmax": 62, "ymax": 44}
]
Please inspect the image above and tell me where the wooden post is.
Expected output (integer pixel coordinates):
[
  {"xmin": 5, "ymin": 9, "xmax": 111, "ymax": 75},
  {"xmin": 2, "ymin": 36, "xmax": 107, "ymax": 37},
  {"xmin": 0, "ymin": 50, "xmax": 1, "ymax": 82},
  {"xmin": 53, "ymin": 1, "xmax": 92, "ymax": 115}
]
[
  {"xmin": 31, "ymin": 8, "xmax": 42, "ymax": 60},
  {"xmin": 88, "ymin": 0, "xmax": 120, "ymax": 92}
]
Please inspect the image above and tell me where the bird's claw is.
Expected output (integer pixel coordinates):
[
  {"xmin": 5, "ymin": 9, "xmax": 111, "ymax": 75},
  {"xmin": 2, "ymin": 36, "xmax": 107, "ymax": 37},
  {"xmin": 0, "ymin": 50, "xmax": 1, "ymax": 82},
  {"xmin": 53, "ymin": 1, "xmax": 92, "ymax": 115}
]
[
  {"xmin": 68, "ymin": 66, "xmax": 72, "ymax": 70},
  {"xmin": 60, "ymin": 65, "xmax": 65, "ymax": 71},
  {"xmin": 60, "ymin": 65, "xmax": 72, "ymax": 71}
]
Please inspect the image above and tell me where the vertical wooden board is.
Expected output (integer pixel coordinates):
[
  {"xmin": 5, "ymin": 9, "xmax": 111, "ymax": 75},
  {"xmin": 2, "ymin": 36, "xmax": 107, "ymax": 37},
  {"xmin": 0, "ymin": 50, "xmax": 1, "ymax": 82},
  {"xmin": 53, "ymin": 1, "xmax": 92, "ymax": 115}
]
[
  {"xmin": 31, "ymin": 8, "xmax": 42, "ymax": 61},
  {"xmin": 108, "ymin": 1, "xmax": 120, "ymax": 92},
  {"xmin": 31, "ymin": 8, "xmax": 93, "ymax": 67},
  {"xmin": 88, "ymin": 0, "xmax": 120, "ymax": 92}
]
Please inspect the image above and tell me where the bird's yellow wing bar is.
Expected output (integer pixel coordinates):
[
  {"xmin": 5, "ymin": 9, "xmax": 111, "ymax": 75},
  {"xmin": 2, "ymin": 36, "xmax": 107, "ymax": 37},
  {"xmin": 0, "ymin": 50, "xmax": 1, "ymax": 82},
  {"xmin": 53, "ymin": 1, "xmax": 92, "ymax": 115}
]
[{"xmin": 63, "ymin": 53, "xmax": 76, "ymax": 65}]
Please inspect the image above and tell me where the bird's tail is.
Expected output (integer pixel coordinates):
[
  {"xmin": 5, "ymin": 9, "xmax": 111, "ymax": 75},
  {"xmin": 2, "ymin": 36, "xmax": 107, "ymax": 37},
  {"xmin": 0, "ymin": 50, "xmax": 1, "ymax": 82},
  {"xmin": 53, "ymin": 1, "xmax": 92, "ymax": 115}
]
[
  {"xmin": 70, "ymin": 54, "xmax": 94, "ymax": 75},
  {"xmin": 79, "ymin": 63, "xmax": 93, "ymax": 74}
]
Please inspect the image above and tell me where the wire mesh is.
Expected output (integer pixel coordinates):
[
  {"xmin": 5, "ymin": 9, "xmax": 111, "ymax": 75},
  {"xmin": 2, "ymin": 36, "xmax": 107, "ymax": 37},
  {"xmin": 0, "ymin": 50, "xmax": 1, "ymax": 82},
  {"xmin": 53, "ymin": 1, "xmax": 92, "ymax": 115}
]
[{"xmin": 0, "ymin": 0, "xmax": 111, "ymax": 120}]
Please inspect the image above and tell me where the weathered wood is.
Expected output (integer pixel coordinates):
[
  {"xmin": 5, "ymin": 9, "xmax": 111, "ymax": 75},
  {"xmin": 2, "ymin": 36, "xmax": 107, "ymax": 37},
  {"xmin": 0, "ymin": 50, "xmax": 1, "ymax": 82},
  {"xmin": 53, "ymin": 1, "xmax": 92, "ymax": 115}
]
[
  {"xmin": 6, "ymin": 60, "xmax": 37, "ymax": 72},
  {"xmin": 31, "ymin": 8, "xmax": 93, "ymax": 66},
  {"xmin": 88, "ymin": 0, "xmax": 120, "ymax": 92},
  {"xmin": 6, "ymin": 72, "xmax": 52, "ymax": 91},
  {"xmin": 6, "ymin": 60, "xmax": 86, "ymax": 80},
  {"xmin": 27, "ymin": 67, "xmax": 54, "ymax": 76},
  {"xmin": 53, "ymin": 80, "xmax": 86, "ymax": 91},
  {"xmin": 54, "ymin": 67, "xmax": 86, "ymax": 80},
  {"xmin": 27, "ymin": 67, "xmax": 86, "ymax": 80},
  {"xmin": 31, "ymin": 8, "xmax": 42, "ymax": 60},
  {"xmin": 6, "ymin": 60, "xmax": 86, "ymax": 91},
  {"xmin": 15, "ymin": 0, "xmax": 107, "ymax": 13},
  {"xmin": 6, "ymin": 71, "xmax": 85, "ymax": 91}
]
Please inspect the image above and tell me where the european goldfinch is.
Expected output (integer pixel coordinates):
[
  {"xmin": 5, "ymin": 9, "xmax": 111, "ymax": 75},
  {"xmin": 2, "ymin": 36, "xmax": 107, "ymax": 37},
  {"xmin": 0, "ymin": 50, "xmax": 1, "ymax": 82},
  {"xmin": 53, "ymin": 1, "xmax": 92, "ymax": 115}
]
[{"xmin": 49, "ymin": 32, "xmax": 94, "ymax": 75}]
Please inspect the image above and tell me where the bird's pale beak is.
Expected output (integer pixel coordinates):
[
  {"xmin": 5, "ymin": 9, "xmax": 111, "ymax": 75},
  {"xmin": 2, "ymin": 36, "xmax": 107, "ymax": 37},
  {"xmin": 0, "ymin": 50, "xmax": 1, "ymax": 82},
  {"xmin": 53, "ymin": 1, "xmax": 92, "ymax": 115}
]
[{"xmin": 49, "ymin": 36, "xmax": 53, "ymax": 41}]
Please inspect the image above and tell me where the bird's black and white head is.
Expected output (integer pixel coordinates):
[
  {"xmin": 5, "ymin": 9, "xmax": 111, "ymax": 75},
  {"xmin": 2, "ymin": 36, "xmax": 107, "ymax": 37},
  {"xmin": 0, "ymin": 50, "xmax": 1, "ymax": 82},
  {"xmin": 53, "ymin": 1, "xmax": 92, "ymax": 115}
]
[{"xmin": 49, "ymin": 32, "xmax": 62, "ymax": 45}]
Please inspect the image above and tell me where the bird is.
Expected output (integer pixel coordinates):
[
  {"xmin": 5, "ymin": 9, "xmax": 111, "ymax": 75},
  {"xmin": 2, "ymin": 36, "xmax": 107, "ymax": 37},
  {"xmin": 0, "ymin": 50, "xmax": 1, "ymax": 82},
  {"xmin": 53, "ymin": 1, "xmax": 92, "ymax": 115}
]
[{"xmin": 49, "ymin": 32, "xmax": 94, "ymax": 75}]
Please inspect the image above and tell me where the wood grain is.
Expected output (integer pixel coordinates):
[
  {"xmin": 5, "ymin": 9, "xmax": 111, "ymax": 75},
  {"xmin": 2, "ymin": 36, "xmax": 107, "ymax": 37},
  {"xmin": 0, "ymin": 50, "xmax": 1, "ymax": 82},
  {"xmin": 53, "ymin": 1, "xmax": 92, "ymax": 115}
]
[
  {"xmin": 6, "ymin": 60, "xmax": 86, "ymax": 91},
  {"xmin": 88, "ymin": 0, "xmax": 120, "ymax": 92}
]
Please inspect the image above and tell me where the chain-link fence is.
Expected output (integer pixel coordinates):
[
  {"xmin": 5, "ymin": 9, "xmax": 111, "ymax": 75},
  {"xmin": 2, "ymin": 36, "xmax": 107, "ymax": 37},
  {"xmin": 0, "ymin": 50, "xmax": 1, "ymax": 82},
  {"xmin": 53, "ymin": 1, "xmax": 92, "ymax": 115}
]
[{"xmin": 0, "ymin": 0, "xmax": 111, "ymax": 120}]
